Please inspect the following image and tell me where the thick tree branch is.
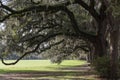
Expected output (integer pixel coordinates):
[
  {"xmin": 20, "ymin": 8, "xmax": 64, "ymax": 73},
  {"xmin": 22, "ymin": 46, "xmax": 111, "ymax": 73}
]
[
  {"xmin": 0, "ymin": 44, "xmax": 40, "ymax": 65},
  {"xmin": 63, "ymin": 8, "xmax": 80, "ymax": 35},
  {"xmin": 89, "ymin": 0, "xmax": 95, "ymax": 9},
  {"xmin": 62, "ymin": 7, "xmax": 96, "ymax": 42},
  {"xmin": 75, "ymin": 0, "xmax": 100, "ymax": 22},
  {"xmin": 0, "ymin": 0, "xmax": 99, "ymax": 22},
  {"xmin": 0, "ymin": 2, "xmax": 70, "ymax": 22},
  {"xmin": 0, "ymin": 39, "xmax": 64, "ymax": 65}
]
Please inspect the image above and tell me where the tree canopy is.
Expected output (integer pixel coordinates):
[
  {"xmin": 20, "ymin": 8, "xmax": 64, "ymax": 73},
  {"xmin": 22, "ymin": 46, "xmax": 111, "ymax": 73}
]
[
  {"xmin": 0, "ymin": 0, "xmax": 96, "ymax": 64},
  {"xmin": 0, "ymin": 0, "xmax": 120, "ymax": 79}
]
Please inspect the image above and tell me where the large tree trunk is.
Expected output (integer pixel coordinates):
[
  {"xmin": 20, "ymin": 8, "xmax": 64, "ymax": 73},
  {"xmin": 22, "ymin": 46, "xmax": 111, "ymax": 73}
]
[
  {"xmin": 110, "ymin": 30, "xmax": 119, "ymax": 80},
  {"xmin": 91, "ymin": 12, "xmax": 119, "ymax": 79},
  {"xmin": 109, "ymin": 25, "xmax": 119, "ymax": 79},
  {"xmin": 92, "ymin": 36, "xmax": 108, "ymax": 59}
]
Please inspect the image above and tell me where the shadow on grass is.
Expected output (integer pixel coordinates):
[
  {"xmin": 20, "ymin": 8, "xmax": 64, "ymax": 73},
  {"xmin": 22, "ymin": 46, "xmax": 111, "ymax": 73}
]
[
  {"xmin": 1, "ymin": 70, "xmax": 93, "ymax": 75},
  {"xmin": 0, "ymin": 71, "xmax": 95, "ymax": 80},
  {"xmin": 0, "ymin": 70, "xmax": 96, "ymax": 79},
  {"xmin": 0, "ymin": 64, "xmax": 96, "ymax": 80}
]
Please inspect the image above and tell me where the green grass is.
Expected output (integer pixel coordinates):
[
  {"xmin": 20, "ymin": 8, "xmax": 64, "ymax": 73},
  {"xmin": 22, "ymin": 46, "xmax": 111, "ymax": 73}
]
[
  {"xmin": 0, "ymin": 60, "xmax": 97, "ymax": 80},
  {"xmin": 0, "ymin": 60, "xmax": 86, "ymax": 73}
]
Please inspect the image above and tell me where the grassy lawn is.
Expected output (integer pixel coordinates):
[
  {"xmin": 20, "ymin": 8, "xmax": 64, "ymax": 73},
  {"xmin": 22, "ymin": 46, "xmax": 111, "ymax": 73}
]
[
  {"xmin": 0, "ymin": 60, "xmax": 86, "ymax": 73},
  {"xmin": 0, "ymin": 60, "xmax": 97, "ymax": 80}
]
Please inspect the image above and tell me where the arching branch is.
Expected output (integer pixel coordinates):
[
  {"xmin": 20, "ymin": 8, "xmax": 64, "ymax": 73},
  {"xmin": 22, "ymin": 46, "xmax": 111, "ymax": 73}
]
[
  {"xmin": 0, "ymin": 44, "xmax": 40, "ymax": 65},
  {"xmin": 0, "ymin": 1, "xmax": 97, "ymax": 41},
  {"xmin": 0, "ymin": 39, "xmax": 64, "ymax": 65},
  {"xmin": 62, "ymin": 7, "xmax": 96, "ymax": 42},
  {"xmin": 75, "ymin": 0, "xmax": 100, "ymax": 22}
]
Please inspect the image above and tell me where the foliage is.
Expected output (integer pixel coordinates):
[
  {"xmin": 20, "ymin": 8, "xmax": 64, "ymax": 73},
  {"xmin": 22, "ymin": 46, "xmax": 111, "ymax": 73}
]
[
  {"xmin": 92, "ymin": 56, "xmax": 110, "ymax": 77},
  {"xmin": 92, "ymin": 56, "xmax": 120, "ymax": 78},
  {"xmin": 111, "ymin": 0, "xmax": 120, "ymax": 17},
  {"xmin": 41, "ymin": 36, "xmax": 89, "ymax": 64},
  {"xmin": 0, "ymin": 0, "xmax": 93, "ymax": 64}
]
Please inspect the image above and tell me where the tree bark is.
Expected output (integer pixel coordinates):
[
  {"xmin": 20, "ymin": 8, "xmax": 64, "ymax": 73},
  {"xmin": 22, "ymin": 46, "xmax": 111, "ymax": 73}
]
[
  {"xmin": 109, "ymin": 27, "xmax": 119, "ymax": 79},
  {"xmin": 92, "ymin": 36, "xmax": 108, "ymax": 59}
]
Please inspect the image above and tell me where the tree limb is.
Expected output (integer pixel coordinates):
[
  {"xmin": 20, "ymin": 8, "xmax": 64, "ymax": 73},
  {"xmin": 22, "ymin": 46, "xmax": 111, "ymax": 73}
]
[
  {"xmin": 62, "ymin": 7, "xmax": 96, "ymax": 42},
  {"xmin": 0, "ymin": 0, "xmax": 99, "ymax": 22},
  {"xmin": 89, "ymin": 0, "xmax": 95, "ymax": 9},
  {"xmin": 0, "ymin": 44, "xmax": 40, "ymax": 65},
  {"xmin": 75, "ymin": 0, "xmax": 100, "ymax": 22},
  {"xmin": 0, "ymin": 39, "xmax": 64, "ymax": 65}
]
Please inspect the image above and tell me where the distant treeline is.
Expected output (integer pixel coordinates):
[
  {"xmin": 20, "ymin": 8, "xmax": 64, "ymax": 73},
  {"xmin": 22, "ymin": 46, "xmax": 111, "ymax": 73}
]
[{"xmin": 5, "ymin": 53, "xmax": 43, "ymax": 60}]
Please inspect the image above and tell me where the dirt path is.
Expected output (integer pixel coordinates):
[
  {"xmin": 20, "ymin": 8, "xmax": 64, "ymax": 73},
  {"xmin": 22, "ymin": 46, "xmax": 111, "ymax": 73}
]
[{"xmin": 0, "ymin": 64, "xmax": 98, "ymax": 80}]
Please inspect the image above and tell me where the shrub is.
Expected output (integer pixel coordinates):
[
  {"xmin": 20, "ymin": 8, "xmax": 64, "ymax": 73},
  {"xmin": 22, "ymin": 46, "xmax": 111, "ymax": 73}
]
[{"xmin": 92, "ymin": 56, "xmax": 111, "ymax": 78}]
